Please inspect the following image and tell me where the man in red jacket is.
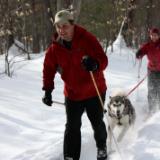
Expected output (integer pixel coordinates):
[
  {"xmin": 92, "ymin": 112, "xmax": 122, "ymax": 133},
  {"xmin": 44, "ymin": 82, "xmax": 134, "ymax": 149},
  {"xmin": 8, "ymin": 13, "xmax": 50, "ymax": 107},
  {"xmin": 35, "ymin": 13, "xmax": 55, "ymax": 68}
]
[
  {"xmin": 42, "ymin": 10, "xmax": 108, "ymax": 160},
  {"xmin": 136, "ymin": 27, "xmax": 160, "ymax": 115}
]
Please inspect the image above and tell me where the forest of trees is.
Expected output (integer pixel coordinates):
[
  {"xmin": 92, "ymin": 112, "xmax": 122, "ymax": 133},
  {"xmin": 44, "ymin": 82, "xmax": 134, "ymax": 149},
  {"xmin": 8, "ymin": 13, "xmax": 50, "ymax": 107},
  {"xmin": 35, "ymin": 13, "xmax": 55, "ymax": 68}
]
[{"xmin": 0, "ymin": 0, "xmax": 160, "ymax": 55}]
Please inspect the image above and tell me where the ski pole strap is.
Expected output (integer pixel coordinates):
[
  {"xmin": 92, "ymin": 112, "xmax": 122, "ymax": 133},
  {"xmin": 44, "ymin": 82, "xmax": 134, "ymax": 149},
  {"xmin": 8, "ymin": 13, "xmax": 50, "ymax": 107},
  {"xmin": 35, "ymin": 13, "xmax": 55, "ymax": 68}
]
[{"xmin": 126, "ymin": 73, "xmax": 148, "ymax": 97}]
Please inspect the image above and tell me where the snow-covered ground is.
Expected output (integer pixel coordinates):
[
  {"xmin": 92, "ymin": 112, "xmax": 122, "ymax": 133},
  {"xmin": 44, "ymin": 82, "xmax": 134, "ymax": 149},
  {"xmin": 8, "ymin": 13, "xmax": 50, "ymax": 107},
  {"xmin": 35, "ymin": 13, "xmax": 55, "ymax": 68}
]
[{"xmin": 0, "ymin": 37, "xmax": 160, "ymax": 160}]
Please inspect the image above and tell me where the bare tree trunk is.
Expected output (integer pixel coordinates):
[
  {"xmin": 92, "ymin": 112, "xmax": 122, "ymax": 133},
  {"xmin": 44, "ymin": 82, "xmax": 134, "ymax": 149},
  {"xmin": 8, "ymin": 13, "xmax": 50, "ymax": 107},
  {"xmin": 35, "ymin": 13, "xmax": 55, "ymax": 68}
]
[
  {"xmin": 5, "ymin": 50, "xmax": 10, "ymax": 77},
  {"xmin": 72, "ymin": 0, "xmax": 82, "ymax": 22},
  {"xmin": 44, "ymin": 0, "xmax": 55, "ymax": 46},
  {"xmin": 31, "ymin": 0, "xmax": 40, "ymax": 53},
  {"xmin": 57, "ymin": 0, "xmax": 63, "ymax": 11},
  {"xmin": 4, "ymin": 0, "xmax": 14, "ymax": 77},
  {"xmin": 56, "ymin": 0, "xmax": 73, "ymax": 10},
  {"xmin": 146, "ymin": 0, "xmax": 153, "ymax": 30},
  {"xmin": 56, "ymin": 0, "xmax": 82, "ymax": 22},
  {"xmin": 122, "ymin": 0, "xmax": 136, "ymax": 46},
  {"xmin": 44, "ymin": 0, "xmax": 54, "ymax": 25},
  {"xmin": 64, "ymin": 0, "xmax": 72, "ymax": 9}
]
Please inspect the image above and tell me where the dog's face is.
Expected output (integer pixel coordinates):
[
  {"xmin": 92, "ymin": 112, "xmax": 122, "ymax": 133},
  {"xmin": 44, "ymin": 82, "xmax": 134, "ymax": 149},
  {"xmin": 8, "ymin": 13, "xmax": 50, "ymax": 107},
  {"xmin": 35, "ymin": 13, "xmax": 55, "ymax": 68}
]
[{"xmin": 108, "ymin": 96, "xmax": 125, "ymax": 118}]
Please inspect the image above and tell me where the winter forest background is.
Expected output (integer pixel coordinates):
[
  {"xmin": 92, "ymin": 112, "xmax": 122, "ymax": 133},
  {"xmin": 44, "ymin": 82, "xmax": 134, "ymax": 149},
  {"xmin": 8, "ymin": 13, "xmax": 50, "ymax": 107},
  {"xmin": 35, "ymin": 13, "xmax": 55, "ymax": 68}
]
[
  {"xmin": 0, "ymin": 1, "xmax": 160, "ymax": 160},
  {"xmin": 1, "ymin": 0, "xmax": 160, "ymax": 56}
]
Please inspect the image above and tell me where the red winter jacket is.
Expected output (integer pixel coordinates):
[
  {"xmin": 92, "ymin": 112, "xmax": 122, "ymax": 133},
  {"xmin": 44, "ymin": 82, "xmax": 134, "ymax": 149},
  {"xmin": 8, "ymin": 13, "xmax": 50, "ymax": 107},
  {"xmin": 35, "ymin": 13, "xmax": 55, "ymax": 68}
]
[
  {"xmin": 43, "ymin": 25, "xmax": 108, "ymax": 101},
  {"xmin": 137, "ymin": 39, "xmax": 160, "ymax": 71}
]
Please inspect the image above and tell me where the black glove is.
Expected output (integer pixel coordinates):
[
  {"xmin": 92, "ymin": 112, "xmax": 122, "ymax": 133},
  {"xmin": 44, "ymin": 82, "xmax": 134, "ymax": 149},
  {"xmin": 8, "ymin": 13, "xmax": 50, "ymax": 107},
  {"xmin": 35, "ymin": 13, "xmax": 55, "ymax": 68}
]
[
  {"xmin": 82, "ymin": 55, "xmax": 99, "ymax": 72},
  {"xmin": 42, "ymin": 90, "xmax": 53, "ymax": 106},
  {"xmin": 136, "ymin": 50, "xmax": 142, "ymax": 59}
]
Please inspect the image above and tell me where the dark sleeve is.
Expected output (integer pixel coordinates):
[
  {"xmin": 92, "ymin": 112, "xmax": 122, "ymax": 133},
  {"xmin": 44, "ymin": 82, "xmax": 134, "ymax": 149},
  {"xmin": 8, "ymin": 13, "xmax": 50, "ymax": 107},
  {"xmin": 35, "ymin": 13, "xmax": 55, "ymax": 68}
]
[
  {"xmin": 136, "ymin": 43, "xmax": 148, "ymax": 59},
  {"xmin": 136, "ymin": 50, "xmax": 144, "ymax": 59},
  {"xmin": 42, "ymin": 45, "xmax": 57, "ymax": 91}
]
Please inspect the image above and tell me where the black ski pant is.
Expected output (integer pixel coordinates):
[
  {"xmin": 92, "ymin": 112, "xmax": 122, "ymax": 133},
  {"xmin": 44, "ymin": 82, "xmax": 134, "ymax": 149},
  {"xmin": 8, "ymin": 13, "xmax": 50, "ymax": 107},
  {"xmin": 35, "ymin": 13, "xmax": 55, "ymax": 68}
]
[
  {"xmin": 63, "ymin": 93, "xmax": 107, "ymax": 160},
  {"xmin": 148, "ymin": 70, "xmax": 160, "ymax": 113}
]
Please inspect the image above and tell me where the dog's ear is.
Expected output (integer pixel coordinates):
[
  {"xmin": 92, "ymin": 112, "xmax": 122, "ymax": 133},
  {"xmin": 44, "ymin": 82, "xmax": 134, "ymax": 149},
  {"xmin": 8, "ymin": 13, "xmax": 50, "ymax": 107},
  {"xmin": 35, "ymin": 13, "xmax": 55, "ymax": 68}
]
[{"xmin": 122, "ymin": 96, "xmax": 126, "ymax": 103}]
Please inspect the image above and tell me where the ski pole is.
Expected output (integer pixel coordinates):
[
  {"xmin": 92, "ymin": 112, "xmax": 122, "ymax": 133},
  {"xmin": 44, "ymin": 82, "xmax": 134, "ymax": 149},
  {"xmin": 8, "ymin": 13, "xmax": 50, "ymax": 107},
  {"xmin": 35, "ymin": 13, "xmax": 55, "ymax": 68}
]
[
  {"xmin": 89, "ymin": 71, "xmax": 104, "ymax": 111},
  {"xmin": 53, "ymin": 100, "xmax": 64, "ymax": 106},
  {"xmin": 137, "ymin": 59, "xmax": 142, "ymax": 78}
]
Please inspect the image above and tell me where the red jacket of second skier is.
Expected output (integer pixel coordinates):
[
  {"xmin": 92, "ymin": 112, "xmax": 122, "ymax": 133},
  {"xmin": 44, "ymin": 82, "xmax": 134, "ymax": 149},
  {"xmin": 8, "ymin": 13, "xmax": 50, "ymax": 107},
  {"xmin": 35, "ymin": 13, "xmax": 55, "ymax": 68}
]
[{"xmin": 137, "ymin": 39, "xmax": 160, "ymax": 71}]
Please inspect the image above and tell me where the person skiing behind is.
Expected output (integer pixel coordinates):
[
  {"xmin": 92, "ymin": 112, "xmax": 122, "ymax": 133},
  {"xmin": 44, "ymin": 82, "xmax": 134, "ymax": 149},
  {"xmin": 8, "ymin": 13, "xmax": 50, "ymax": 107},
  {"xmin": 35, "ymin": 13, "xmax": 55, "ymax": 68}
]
[{"xmin": 136, "ymin": 27, "xmax": 160, "ymax": 115}]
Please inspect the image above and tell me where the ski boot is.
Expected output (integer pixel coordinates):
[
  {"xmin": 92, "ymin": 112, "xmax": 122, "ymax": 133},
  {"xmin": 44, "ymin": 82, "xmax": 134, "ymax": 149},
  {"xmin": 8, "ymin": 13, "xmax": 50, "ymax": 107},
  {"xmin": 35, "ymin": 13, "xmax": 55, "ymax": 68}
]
[{"xmin": 97, "ymin": 147, "xmax": 107, "ymax": 160}]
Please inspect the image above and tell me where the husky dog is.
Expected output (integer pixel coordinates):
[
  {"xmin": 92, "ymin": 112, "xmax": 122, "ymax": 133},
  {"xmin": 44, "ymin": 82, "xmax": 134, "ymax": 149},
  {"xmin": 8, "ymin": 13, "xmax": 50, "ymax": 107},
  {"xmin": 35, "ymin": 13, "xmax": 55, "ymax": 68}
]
[{"xmin": 107, "ymin": 90, "xmax": 136, "ymax": 143}]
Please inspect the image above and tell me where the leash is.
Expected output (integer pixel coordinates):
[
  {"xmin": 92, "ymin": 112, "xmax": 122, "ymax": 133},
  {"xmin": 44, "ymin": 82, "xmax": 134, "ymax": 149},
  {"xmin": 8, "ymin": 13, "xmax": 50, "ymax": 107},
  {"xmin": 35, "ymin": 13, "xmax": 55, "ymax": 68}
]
[
  {"xmin": 126, "ymin": 72, "xmax": 148, "ymax": 97},
  {"xmin": 89, "ymin": 71, "xmax": 124, "ymax": 160}
]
